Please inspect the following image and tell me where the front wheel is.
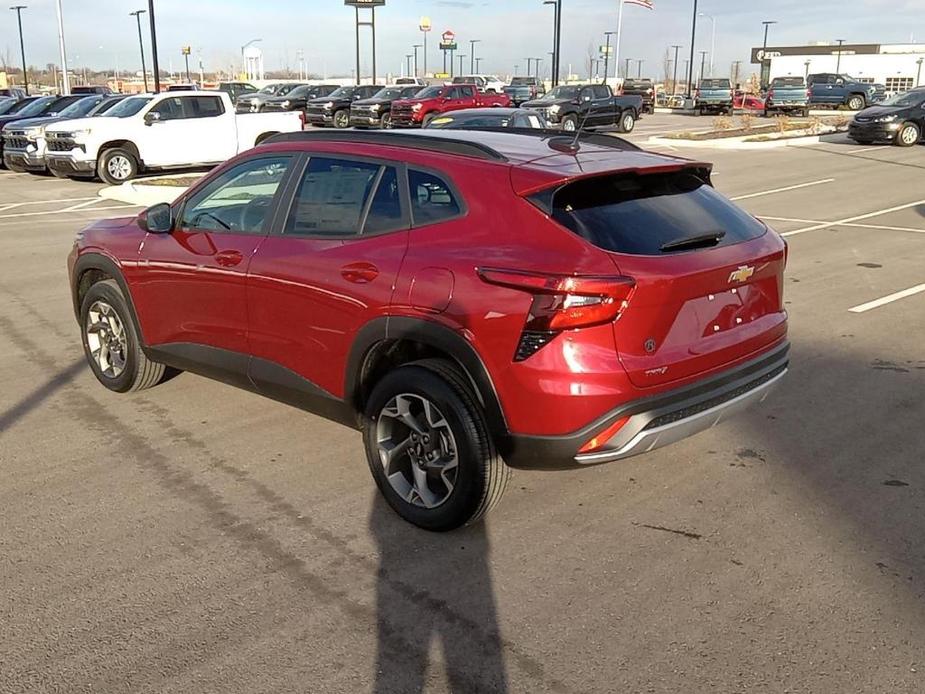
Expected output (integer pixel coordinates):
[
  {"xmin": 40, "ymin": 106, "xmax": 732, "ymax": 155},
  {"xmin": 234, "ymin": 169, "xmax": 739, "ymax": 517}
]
[
  {"xmin": 846, "ymin": 95, "xmax": 865, "ymax": 111},
  {"xmin": 97, "ymin": 147, "xmax": 138, "ymax": 185},
  {"xmin": 80, "ymin": 279, "xmax": 167, "ymax": 393},
  {"xmin": 619, "ymin": 111, "xmax": 636, "ymax": 133},
  {"xmin": 895, "ymin": 122, "xmax": 921, "ymax": 147},
  {"xmin": 560, "ymin": 114, "xmax": 578, "ymax": 132},
  {"xmin": 362, "ymin": 360, "xmax": 510, "ymax": 531},
  {"xmin": 380, "ymin": 111, "xmax": 392, "ymax": 129},
  {"xmin": 333, "ymin": 109, "xmax": 350, "ymax": 129}
]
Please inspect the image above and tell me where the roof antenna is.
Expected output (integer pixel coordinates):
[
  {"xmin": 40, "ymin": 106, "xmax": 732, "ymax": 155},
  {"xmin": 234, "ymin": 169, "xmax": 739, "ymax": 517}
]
[{"xmin": 548, "ymin": 89, "xmax": 595, "ymax": 154}]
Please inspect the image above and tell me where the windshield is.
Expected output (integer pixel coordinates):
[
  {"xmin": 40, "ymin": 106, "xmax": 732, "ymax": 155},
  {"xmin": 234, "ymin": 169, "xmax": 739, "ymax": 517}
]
[
  {"xmin": 0, "ymin": 98, "xmax": 17, "ymax": 115},
  {"xmin": 105, "ymin": 96, "xmax": 153, "ymax": 118},
  {"xmin": 414, "ymin": 86, "xmax": 445, "ymax": 99},
  {"xmin": 89, "ymin": 98, "xmax": 125, "ymax": 116},
  {"xmin": 372, "ymin": 87, "xmax": 405, "ymax": 99},
  {"xmin": 880, "ymin": 90, "xmax": 924, "ymax": 107},
  {"xmin": 14, "ymin": 96, "xmax": 56, "ymax": 118},
  {"xmin": 287, "ymin": 85, "xmax": 314, "ymax": 98},
  {"xmin": 328, "ymin": 87, "xmax": 356, "ymax": 99},
  {"xmin": 258, "ymin": 84, "xmax": 282, "ymax": 95},
  {"xmin": 58, "ymin": 97, "xmax": 103, "ymax": 118},
  {"xmin": 276, "ymin": 83, "xmax": 302, "ymax": 96},
  {"xmin": 539, "ymin": 86, "xmax": 580, "ymax": 101}
]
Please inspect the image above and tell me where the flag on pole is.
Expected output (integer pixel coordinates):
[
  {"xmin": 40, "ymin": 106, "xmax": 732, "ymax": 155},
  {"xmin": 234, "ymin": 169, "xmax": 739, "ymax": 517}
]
[
  {"xmin": 614, "ymin": 0, "xmax": 654, "ymax": 82},
  {"xmin": 625, "ymin": 0, "xmax": 654, "ymax": 8}
]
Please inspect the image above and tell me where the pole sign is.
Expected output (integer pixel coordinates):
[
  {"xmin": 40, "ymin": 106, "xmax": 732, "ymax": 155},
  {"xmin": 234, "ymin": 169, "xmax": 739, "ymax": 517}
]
[
  {"xmin": 440, "ymin": 30, "xmax": 457, "ymax": 51},
  {"xmin": 344, "ymin": 0, "xmax": 385, "ymax": 6},
  {"xmin": 419, "ymin": 16, "xmax": 432, "ymax": 32},
  {"xmin": 599, "ymin": 45, "xmax": 613, "ymax": 56},
  {"xmin": 181, "ymin": 46, "xmax": 191, "ymax": 56}
]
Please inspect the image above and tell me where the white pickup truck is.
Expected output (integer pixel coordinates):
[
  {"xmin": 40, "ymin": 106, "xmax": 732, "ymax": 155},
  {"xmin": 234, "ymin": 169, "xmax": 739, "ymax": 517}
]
[{"xmin": 43, "ymin": 91, "xmax": 302, "ymax": 184}]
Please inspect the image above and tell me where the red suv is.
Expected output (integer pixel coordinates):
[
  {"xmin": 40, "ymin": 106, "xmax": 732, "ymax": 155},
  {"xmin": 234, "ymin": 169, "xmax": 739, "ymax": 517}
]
[{"xmin": 68, "ymin": 129, "xmax": 789, "ymax": 530}]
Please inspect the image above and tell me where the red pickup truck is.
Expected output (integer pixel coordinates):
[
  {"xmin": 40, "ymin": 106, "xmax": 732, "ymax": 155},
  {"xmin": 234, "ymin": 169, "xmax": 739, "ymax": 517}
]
[{"xmin": 391, "ymin": 84, "xmax": 511, "ymax": 127}]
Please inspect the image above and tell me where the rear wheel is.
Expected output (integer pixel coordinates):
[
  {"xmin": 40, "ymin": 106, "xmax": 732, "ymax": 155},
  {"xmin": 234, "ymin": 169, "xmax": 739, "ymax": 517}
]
[
  {"xmin": 80, "ymin": 279, "xmax": 167, "ymax": 393},
  {"xmin": 846, "ymin": 95, "xmax": 865, "ymax": 111},
  {"xmin": 895, "ymin": 122, "xmax": 921, "ymax": 147},
  {"xmin": 97, "ymin": 147, "xmax": 138, "ymax": 185},
  {"xmin": 333, "ymin": 109, "xmax": 350, "ymax": 129},
  {"xmin": 362, "ymin": 360, "xmax": 509, "ymax": 531}
]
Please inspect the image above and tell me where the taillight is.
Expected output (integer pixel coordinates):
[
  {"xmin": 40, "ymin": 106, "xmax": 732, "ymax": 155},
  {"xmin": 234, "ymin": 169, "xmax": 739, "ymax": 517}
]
[
  {"xmin": 578, "ymin": 416, "xmax": 630, "ymax": 453},
  {"xmin": 806, "ymin": 89, "xmax": 811, "ymax": 99},
  {"xmin": 695, "ymin": 89, "xmax": 700, "ymax": 99},
  {"xmin": 477, "ymin": 267, "xmax": 636, "ymax": 361},
  {"xmin": 530, "ymin": 86, "xmax": 537, "ymax": 97},
  {"xmin": 299, "ymin": 111, "xmax": 306, "ymax": 129},
  {"xmin": 768, "ymin": 89, "xmax": 775, "ymax": 100}
]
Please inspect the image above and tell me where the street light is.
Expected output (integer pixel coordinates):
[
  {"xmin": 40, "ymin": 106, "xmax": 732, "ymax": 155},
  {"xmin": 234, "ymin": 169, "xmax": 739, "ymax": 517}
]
[
  {"xmin": 917, "ymin": 57, "xmax": 924, "ymax": 87},
  {"xmin": 760, "ymin": 20, "xmax": 777, "ymax": 89},
  {"xmin": 543, "ymin": 0, "xmax": 561, "ymax": 86},
  {"xmin": 525, "ymin": 57, "xmax": 534, "ymax": 77},
  {"xmin": 412, "ymin": 44, "xmax": 422, "ymax": 77},
  {"xmin": 469, "ymin": 39, "xmax": 481, "ymax": 74},
  {"xmin": 624, "ymin": 57, "xmax": 632, "ymax": 79},
  {"xmin": 834, "ymin": 38, "xmax": 846, "ymax": 75},
  {"xmin": 10, "ymin": 5, "xmax": 28, "ymax": 95},
  {"xmin": 636, "ymin": 59, "xmax": 644, "ymax": 79},
  {"xmin": 698, "ymin": 12, "xmax": 715, "ymax": 77},
  {"xmin": 55, "ymin": 0, "xmax": 70, "ymax": 94},
  {"xmin": 475, "ymin": 56, "xmax": 483, "ymax": 72},
  {"xmin": 405, "ymin": 54, "xmax": 413, "ymax": 78},
  {"xmin": 602, "ymin": 31, "xmax": 615, "ymax": 85},
  {"xmin": 147, "ymin": 0, "xmax": 160, "ymax": 93},
  {"xmin": 457, "ymin": 54, "xmax": 467, "ymax": 75},
  {"xmin": 671, "ymin": 44, "xmax": 682, "ymax": 95},
  {"xmin": 698, "ymin": 50, "xmax": 708, "ymax": 83},
  {"xmin": 129, "ymin": 9, "xmax": 148, "ymax": 92},
  {"xmin": 686, "ymin": 0, "xmax": 699, "ymax": 98}
]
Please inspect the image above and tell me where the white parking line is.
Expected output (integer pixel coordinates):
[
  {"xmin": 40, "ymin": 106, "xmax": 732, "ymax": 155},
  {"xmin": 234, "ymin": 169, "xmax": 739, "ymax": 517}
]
[
  {"xmin": 760, "ymin": 215, "xmax": 925, "ymax": 234},
  {"xmin": 730, "ymin": 178, "xmax": 834, "ymax": 201},
  {"xmin": 0, "ymin": 196, "xmax": 98, "ymax": 209},
  {"xmin": 782, "ymin": 198, "xmax": 925, "ymax": 237},
  {"xmin": 848, "ymin": 146, "xmax": 888, "ymax": 154},
  {"xmin": 0, "ymin": 205, "xmax": 139, "ymax": 220},
  {"xmin": 849, "ymin": 284, "xmax": 925, "ymax": 313}
]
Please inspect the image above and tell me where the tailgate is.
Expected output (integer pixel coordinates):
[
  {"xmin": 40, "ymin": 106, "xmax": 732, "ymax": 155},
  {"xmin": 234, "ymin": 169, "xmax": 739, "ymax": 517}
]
[{"xmin": 541, "ymin": 168, "xmax": 787, "ymax": 389}]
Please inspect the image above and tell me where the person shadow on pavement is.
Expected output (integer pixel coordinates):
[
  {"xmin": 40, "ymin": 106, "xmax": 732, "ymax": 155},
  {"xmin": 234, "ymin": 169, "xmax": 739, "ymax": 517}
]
[{"xmin": 369, "ymin": 493, "xmax": 509, "ymax": 693}]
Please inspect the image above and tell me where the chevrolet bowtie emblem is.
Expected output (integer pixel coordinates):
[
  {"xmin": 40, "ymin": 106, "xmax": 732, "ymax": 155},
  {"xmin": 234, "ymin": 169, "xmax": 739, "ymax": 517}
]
[{"xmin": 728, "ymin": 265, "xmax": 755, "ymax": 284}]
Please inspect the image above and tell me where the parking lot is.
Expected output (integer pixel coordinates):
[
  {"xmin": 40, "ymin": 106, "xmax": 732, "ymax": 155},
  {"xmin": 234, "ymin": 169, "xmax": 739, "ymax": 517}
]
[{"xmin": 2, "ymin": 118, "xmax": 924, "ymax": 692}]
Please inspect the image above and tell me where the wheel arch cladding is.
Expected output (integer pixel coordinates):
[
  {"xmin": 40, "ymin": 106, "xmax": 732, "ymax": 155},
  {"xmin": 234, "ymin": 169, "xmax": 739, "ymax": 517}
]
[
  {"xmin": 100, "ymin": 139, "xmax": 141, "ymax": 163},
  {"xmin": 345, "ymin": 316, "xmax": 511, "ymax": 452},
  {"xmin": 73, "ymin": 253, "xmax": 148, "ymax": 346}
]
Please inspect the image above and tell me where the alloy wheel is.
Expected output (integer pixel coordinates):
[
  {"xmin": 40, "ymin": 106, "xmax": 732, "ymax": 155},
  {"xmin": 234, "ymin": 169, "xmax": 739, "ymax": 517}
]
[
  {"xmin": 85, "ymin": 300, "xmax": 128, "ymax": 378},
  {"xmin": 561, "ymin": 118, "xmax": 576, "ymax": 132},
  {"xmin": 900, "ymin": 125, "xmax": 919, "ymax": 145},
  {"xmin": 335, "ymin": 111, "xmax": 349, "ymax": 128},
  {"xmin": 376, "ymin": 393, "xmax": 459, "ymax": 509},
  {"xmin": 107, "ymin": 155, "xmax": 132, "ymax": 181}
]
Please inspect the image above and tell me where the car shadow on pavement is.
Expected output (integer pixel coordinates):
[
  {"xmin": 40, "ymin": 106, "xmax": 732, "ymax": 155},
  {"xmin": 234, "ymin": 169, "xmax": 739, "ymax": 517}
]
[
  {"xmin": 369, "ymin": 494, "xmax": 509, "ymax": 694},
  {"xmin": 0, "ymin": 358, "xmax": 84, "ymax": 434}
]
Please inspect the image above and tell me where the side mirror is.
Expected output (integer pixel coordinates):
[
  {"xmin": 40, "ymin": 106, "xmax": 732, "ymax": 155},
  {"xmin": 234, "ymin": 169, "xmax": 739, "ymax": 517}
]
[
  {"xmin": 138, "ymin": 202, "xmax": 173, "ymax": 234},
  {"xmin": 144, "ymin": 111, "xmax": 162, "ymax": 126}
]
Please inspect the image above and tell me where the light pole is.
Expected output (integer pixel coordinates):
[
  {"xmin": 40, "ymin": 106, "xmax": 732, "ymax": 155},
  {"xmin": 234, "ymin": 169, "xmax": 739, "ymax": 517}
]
[
  {"xmin": 671, "ymin": 44, "xmax": 681, "ymax": 95},
  {"xmin": 146, "ymin": 0, "xmax": 160, "ymax": 92},
  {"xmin": 686, "ymin": 0, "xmax": 699, "ymax": 98},
  {"xmin": 129, "ymin": 10, "xmax": 148, "ymax": 92},
  {"xmin": 602, "ymin": 31, "xmax": 615, "ymax": 85},
  {"xmin": 10, "ymin": 5, "xmax": 28, "ymax": 95},
  {"xmin": 469, "ymin": 39, "xmax": 481, "ymax": 74},
  {"xmin": 412, "ymin": 44, "xmax": 422, "ymax": 77},
  {"xmin": 698, "ymin": 12, "xmax": 715, "ymax": 77},
  {"xmin": 624, "ymin": 57, "xmax": 632, "ymax": 79},
  {"xmin": 535, "ymin": 57, "xmax": 543, "ymax": 81},
  {"xmin": 834, "ymin": 38, "xmax": 846, "ymax": 75},
  {"xmin": 475, "ymin": 57, "xmax": 483, "ymax": 72},
  {"xmin": 760, "ymin": 20, "xmax": 777, "ymax": 89},
  {"xmin": 514, "ymin": 64, "xmax": 519, "ymax": 76},
  {"xmin": 804, "ymin": 59, "xmax": 811, "ymax": 80},
  {"xmin": 457, "ymin": 54, "xmax": 466, "ymax": 75},
  {"xmin": 405, "ymin": 54, "xmax": 413, "ymax": 78},
  {"xmin": 698, "ymin": 50, "xmax": 707, "ymax": 83},
  {"xmin": 637, "ymin": 59, "xmax": 644, "ymax": 79},
  {"xmin": 917, "ymin": 57, "xmax": 924, "ymax": 87},
  {"xmin": 543, "ymin": 0, "xmax": 559, "ymax": 86},
  {"xmin": 525, "ymin": 57, "xmax": 534, "ymax": 77}
]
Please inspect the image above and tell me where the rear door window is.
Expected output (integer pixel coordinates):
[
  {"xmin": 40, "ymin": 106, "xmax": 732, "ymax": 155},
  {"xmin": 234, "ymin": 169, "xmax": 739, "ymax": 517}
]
[
  {"xmin": 408, "ymin": 170, "xmax": 462, "ymax": 226},
  {"xmin": 543, "ymin": 171, "xmax": 766, "ymax": 255}
]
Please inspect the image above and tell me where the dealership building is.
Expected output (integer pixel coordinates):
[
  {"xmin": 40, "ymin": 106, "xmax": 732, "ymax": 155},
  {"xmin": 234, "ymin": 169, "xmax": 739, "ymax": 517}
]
[{"xmin": 751, "ymin": 43, "xmax": 925, "ymax": 93}]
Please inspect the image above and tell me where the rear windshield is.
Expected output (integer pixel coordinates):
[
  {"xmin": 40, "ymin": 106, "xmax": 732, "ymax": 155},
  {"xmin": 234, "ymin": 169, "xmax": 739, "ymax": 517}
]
[
  {"xmin": 699, "ymin": 79, "xmax": 731, "ymax": 89},
  {"xmin": 544, "ymin": 171, "xmax": 766, "ymax": 255},
  {"xmin": 771, "ymin": 77, "xmax": 805, "ymax": 87},
  {"xmin": 509, "ymin": 77, "xmax": 536, "ymax": 86}
]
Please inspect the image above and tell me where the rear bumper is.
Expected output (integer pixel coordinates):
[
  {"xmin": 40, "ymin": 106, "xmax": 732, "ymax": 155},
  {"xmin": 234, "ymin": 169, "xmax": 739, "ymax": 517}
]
[{"xmin": 503, "ymin": 341, "xmax": 789, "ymax": 469}]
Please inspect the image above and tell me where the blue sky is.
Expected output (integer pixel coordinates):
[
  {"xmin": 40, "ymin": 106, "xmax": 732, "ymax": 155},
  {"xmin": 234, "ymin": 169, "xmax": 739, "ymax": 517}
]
[{"xmin": 3, "ymin": 0, "xmax": 923, "ymax": 80}]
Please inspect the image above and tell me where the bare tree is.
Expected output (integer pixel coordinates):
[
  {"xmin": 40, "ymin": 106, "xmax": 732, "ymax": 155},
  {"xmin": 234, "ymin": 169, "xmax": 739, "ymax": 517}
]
[{"xmin": 662, "ymin": 48, "xmax": 671, "ymax": 85}]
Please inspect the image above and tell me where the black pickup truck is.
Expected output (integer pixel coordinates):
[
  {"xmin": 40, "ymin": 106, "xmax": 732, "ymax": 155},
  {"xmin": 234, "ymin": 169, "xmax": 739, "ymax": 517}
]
[
  {"xmin": 304, "ymin": 84, "xmax": 384, "ymax": 128},
  {"xmin": 350, "ymin": 85, "xmax": 424, "ymax": 129},
  {"xmin": 521, "ymin": 84, "xmax": 643, "ymax": 133},
  {"xmin": 621, "ymin": 78, "xmax": 655, "ymax": 114}
]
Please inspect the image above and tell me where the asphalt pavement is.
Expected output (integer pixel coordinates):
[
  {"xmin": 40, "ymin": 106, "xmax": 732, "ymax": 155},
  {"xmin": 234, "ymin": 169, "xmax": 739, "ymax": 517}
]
[{"xmin": 1, "ymin": 122, "xmax": 924, "ymax": 693}]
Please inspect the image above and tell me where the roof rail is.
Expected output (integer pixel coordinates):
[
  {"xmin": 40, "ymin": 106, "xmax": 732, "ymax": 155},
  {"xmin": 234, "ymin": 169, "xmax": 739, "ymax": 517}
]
[{"xmin": 262, "ymin": 129, "xmax": 508, "ymax": 162}]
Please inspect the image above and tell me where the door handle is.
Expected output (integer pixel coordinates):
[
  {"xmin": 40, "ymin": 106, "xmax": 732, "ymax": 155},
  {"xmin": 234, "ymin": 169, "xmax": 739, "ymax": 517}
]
[
  {"xmin": 341, "ymin": 262, "xmax": 379, "ymax": 283},
  {"xmin": 215, "ymin": 249, "xmax": 244, "ymax": 267}
]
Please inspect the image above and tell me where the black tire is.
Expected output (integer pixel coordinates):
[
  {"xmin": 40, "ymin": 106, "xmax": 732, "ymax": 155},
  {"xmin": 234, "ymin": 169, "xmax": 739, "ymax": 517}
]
[
  {"xmin": 362, "ymin": 359, "xmax": 510, "ymax": 531},
  {"xmin": 846, "ymin": 95, "xmax": 865, "ymax": 111},
  {"xmin": 560, "ymin": 113, "xmax": 578, "ymax": 131},
  {"xmin": 97, "ymin": 147, "xmax": 138, "ymax": 185},
  {"xmin": 802, "ymin": 108, "xmax": 810, "ymax": 118},
  {"xmin": 895, "ymin": 122, "xmax": 921, "ymax": 147},
  {"xmin": 333, "ymin": 109, "xmax": 350, "ymax": 129},
  {"xmin": 380, "ymin": 111, "xmax": 392, "ymax": 129},
  {"xmin": 619, "ymin": 111, "xmax": 636, "ymax": 133},
  {"xmin": 763, "ymin": 109, "xmax": 770, "ymax": 118},
  {"xmin": 422, "ymin": 113, "xmax": 437, "ymax": 128},
  {"xmin": 697, "ymin": 106, "xmax": 704, "ymax": 116},
  {"xmin": 79, "ymin": 279, "xmax": 167, "ymax": 393}
]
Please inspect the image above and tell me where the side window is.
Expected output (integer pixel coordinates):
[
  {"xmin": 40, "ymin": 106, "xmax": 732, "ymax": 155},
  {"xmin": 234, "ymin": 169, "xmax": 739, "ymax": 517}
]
[
  {"xmin": 184, "ymin": 96, "xmax": 224, "ymax": 118},
  {"xmin": 149, "ymin": 97, "xmax": 185, "ymax": 120},
  {"xmin": 580, "ymin": 88, "xmax": 594, "ymax": 102},
  {"xmin": 408, "ymin": 170, "xmax": 461, "ymax": 226},
  {"xmin": 285, "ymin": 157, "xmax": 381, "ymax": 236},
  {"xmin": 594, "ymin": 86, "xmax": 610, "ymax": 100},
  {"xmin": 464, "ymin": 86, "xmax": 476, "ymax": 98},
  {"xmin": 179, "ymin": 157, "xmax": 291, "ymax": 233},
  {"xmin": 363, "ymin": 166, "xmax": 405, "ymax": 235}
]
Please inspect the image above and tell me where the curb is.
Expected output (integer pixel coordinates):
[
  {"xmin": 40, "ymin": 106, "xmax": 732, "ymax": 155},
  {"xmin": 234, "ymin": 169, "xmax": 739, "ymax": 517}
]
[{"xmin": 98, "ymin": 173, "xmax": 200, "ymax": 207}]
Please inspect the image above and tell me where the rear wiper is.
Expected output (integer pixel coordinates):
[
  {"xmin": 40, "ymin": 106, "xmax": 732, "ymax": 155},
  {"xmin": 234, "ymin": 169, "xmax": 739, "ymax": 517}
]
[{"xmin": 660, "ymin": 230, "xmax": 726, "ymax": 252}]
